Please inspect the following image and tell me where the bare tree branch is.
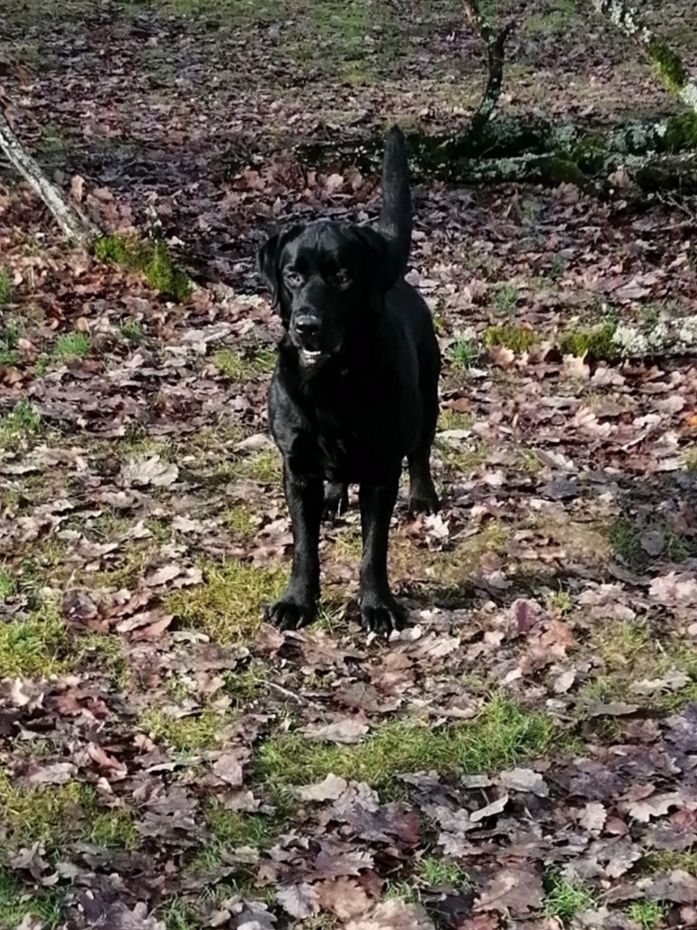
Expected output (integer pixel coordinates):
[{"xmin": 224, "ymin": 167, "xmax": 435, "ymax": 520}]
[
  {"xmin": 463, "ymin": 0, "xmax": 514, "ymax": 135},
  {"xmin": 591, "ymin": 0, "xmax": 697, "ymax": 114},
  {"xmin": 0, "ymin": 108, "xmax": 98, "ymax": 247}
]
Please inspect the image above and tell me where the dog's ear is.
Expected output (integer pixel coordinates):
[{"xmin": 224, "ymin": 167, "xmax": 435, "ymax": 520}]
[{"xmin": 257, "ymin": 234, "xmax": 282, "ymax": 308}]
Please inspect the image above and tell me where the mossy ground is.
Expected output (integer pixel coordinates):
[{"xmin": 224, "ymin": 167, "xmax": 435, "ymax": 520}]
[
  {"xmin": 255, "ymin": 694, "xmax": 557, "ymax": 789},
  {"xmin": 94, "ymin": 235, "xmax": 192, "ymax": 301},
  {"xmin": 166, "ymin": 560, "xmax": 286, "ymax": 642}
]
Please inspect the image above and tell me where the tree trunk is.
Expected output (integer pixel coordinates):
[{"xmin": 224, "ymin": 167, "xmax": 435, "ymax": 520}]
[{"xmin": 0, "ymin": 110, "xmax": 98, "ymax": 247}]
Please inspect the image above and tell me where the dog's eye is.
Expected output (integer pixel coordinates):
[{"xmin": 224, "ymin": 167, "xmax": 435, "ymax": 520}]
[
  {"xmin": 332, "ymin": 268, "xmax": 351, "ymax": 288},
  {"xmin": 284, "ymin": 269, "xmax": 303, "ymax": 288}
]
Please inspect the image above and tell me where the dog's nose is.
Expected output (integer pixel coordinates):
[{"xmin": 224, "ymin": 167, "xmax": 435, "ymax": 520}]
[{"xmin": 294, "ymin": 315, "xmax": 321, "ymax": 340}]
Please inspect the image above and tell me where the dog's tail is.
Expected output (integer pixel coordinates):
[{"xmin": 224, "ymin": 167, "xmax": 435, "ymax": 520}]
[{"xmin": 378, "ymin": 126, "xmax": 412, "ymax": 277}]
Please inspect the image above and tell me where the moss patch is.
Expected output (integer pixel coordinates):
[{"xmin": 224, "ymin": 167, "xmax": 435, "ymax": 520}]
[
  {"xmin": 559, "ymin": 320, "xmax": 617, "ymax": 360},
  {"xmin": 648, "ymin": 38, "xmax": 688, "ymax": 92},
  {"xmin": 0, "ymin": 603, "xmax": 70, "ymax": 678},
  {"xmin": 255, "ymin": 694, "xmax": 557, "ymax": 789},
  {"xmin": 483, "ymin": 324, "xmax": 537, "ymax": 353},
  {"xmin": 94, "ymin": 235, "xmax": 193, "ymax": 301},
  {"xmin": 139, "ymin": 706, "xmax": 234, "ymax": 752},
  {"xmin": 166, "ymin": 560, "xmax": 285, "ymax": 643},
  {"xmin": 0, "ymin": 771, "xmax": 90, "ymax": 846}
]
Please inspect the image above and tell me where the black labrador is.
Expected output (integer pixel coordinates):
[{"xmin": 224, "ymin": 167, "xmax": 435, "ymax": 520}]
[{"xmin": 257, "ymin": 127, "xmax": 440, "ymax": 634}]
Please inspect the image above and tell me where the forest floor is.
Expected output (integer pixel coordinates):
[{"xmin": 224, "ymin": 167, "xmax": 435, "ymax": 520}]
[{"xmin": 1, "ymin": 2, "xmax": 697, "ymax": 929}]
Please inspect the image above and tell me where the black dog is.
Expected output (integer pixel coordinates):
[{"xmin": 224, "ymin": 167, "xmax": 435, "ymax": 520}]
[{"xmin": 257, "ymin": 127, "xmax": 440, "ymax": 634}]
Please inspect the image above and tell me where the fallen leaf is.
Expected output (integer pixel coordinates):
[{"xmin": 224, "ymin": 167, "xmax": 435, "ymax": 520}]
[{"xmin": 499, "ymin": 768, "xmax": 548, "ymax": 797}]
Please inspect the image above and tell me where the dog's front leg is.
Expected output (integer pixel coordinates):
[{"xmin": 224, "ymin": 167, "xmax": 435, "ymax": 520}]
[
  {"xmin": 265, "ymin": 463, "xmax": 323, "ymax": 630},
  {"xmin": 358, "ymin": 471, "xmax": 406, "ymax": 635}
]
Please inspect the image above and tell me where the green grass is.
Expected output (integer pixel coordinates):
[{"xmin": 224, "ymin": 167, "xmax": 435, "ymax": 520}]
[
  {"xmin": 0, "ymin": 267, "xmax": 12, "ymax": 306},
  {"xmin": 139, "ymin": 706, "xmax": 234, "ymax": 752},
  {"xmin": 610, "ymin": 517, "xmax": 696, "ymax": 570},
  {"xmin": 225, "ymin": 503, "xmax": 257, "ymax": 537},
  {"xmin": 0, "ymin": 399, "xmax": 42, "ymax": 447},
  {"xmin": 255, "ymin": 694, "xmax": 557, "ymax": 790},
  {"xmin": 627, "ymin": 901, "xmax": 666, "ymax": 929},
  {"xmin": 203, "ymin": 799, "xmax": 279, "ymax": 851},
  {"xmin": 543, "ymin": 874, "xmax": 596, "ymax": 921},
  {"xmin": 86, "ymin": 808, "xmax": 140, "ymax": 849},
  {"xmin": 0, "ymin": 567, "xmax": 15, "ymax": 601},
  {"xmin": 491, "ymin": 282, "xmax": 519, "ymax": 315},
  {"xmin": 0, "ymin": 319, "xmax": 19, "ymax": 365},
  {"xmin": 52, "ymin": 330, "xmax": 90, "ymax": 362},
  {"xmin": 483, "ymin": 324, "xmax": 537, "ymax": 353},
  {"xmin": 212, "ymin": 347, "xmax": 275, "ymax": 381},
  {"xmin": 438, "ymin": 409, "xmax": 472, "ymax": 431},
  {"xmin": 225, "ymin": 661, "xmax": 268, "ymax": 706},
  {"xmin": 641, "ymin": 850, "xmax": 697, "ymax": 875},
  {"xmin": 417, "ymin": 856, "xmax": 471, "ymax": 889},
  {"xmin": 0, "ymin": 603, "xmax": 70, "ymax": 678},
  {"xmin": 0, "ymin": 868, "xmax": 63, "ymax": 930},
  {"xmin": 119, "ymin": 318, "xmax": 144, "ymax": 344},
  {"xmin": 94, "ymin": 235, "xmax": 193, "ymax": 301},
  {"xmin": 448, "ymin": 337, "xmax": 478, "ymax": 371},
  {"xmin": 166, "ymin": 560, "xmax": 286, "ymax": 643},
  {"xmin": 0, "ymin": 771, "xmax": 88, "ymax": 845},
  {"xmin": 230, "ymin": 449, "xmax": 281, "ymax": 484},
  {"xmin": 684, "ymin": 446, "xmax": 697, "ymax": 471}
]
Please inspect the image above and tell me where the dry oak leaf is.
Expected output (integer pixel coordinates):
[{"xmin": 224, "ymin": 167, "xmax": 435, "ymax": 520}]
[
  {"xmin": 477, "ymin": 868, "xmax": 544, "ymax": 915},
  {"xmin": 276, "ymin": 883, "xmax": 319, "ymax": 919},
  {"xmin": 317, "ymin": 877, "xmax": 374, "ymax": 920},
  {"xmin": 346, "ymin": 898, "xmax": 435, "ymax": 930}
]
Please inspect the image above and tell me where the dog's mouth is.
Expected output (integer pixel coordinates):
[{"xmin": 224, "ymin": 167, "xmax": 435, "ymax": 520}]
[{"xmin": 299, "ymin": 347, "xmax": 325, "ymax": 367}]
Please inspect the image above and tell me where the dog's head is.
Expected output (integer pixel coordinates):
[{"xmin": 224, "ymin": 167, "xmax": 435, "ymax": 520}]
[{"xmin": 257, "ymin": 220, "xmax": 401, "ymax": 369}]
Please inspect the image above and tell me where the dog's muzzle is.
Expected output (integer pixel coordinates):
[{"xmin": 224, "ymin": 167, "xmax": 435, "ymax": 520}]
[{"xmin": 292, "ymin": 313, "xmax": 325, "ymax": 367}]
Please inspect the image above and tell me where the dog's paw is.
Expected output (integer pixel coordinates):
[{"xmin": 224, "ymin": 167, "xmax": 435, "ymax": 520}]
[
  {"xmin": 408, "ymin": 486, "xmax": 440, "ymax": 515},
  {"xmin": 359, "ymin": 594, "xmax": 407, "ymax": 636},
  {"xmin": 264, "ymin": 595, "xmax": 317, "ymax": 631},
  {"xmin": 323, "ymin": 482, "xmax": 349, "ymax": 522}
]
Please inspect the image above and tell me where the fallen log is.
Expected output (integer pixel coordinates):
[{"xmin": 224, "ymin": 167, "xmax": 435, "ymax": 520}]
[{"xmin": 0, "ymin": 109, "xmax": 98, "ymax": 247}]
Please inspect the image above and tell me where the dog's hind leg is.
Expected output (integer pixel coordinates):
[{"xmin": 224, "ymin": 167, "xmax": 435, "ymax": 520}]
[
  {"xmin": 323, "ymin": 481, "xmax": 349, "ymax": 522},
  {"xmin": 408, "ymin": 357, "xmax": 440, "ymax": 514}
]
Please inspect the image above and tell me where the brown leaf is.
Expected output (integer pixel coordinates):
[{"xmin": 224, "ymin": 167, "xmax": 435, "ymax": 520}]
[
  {"xmin": 277, "ymin": 882, "xmax": 319, "ymax": 919},
  {"xmin": 317, "ymin": 877, "xmax": 374, "ymax": 920},
  {"xmin": 304, "ymin": 716, "xmax": 369, "ymax": 744},
  {"xmin": 470, "ymin": 793, "xmax": 509, "ymax": 823},
  {"xmin": 212, "ymin": 748, "xmax": 250, "ymax": 787},
  {"xmin": 295, "ymin": 773, "xmax": 349, "ymax": 802},
  {"xmin": 477, "ymin": 868, "xmax": 543, "ymax": 915},
  {"xmin": 499, "ymin": 768, "xmax": 548, "ymax": 797},
  {"xmin": 346, "ymin": 899, "xmax": 435, "ymax": 930}
]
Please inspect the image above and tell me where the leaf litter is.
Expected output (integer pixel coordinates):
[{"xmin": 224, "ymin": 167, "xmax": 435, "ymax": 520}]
[{"xmin": 1, "ymin": 1, "xmax": 697, "ymax": 928}]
